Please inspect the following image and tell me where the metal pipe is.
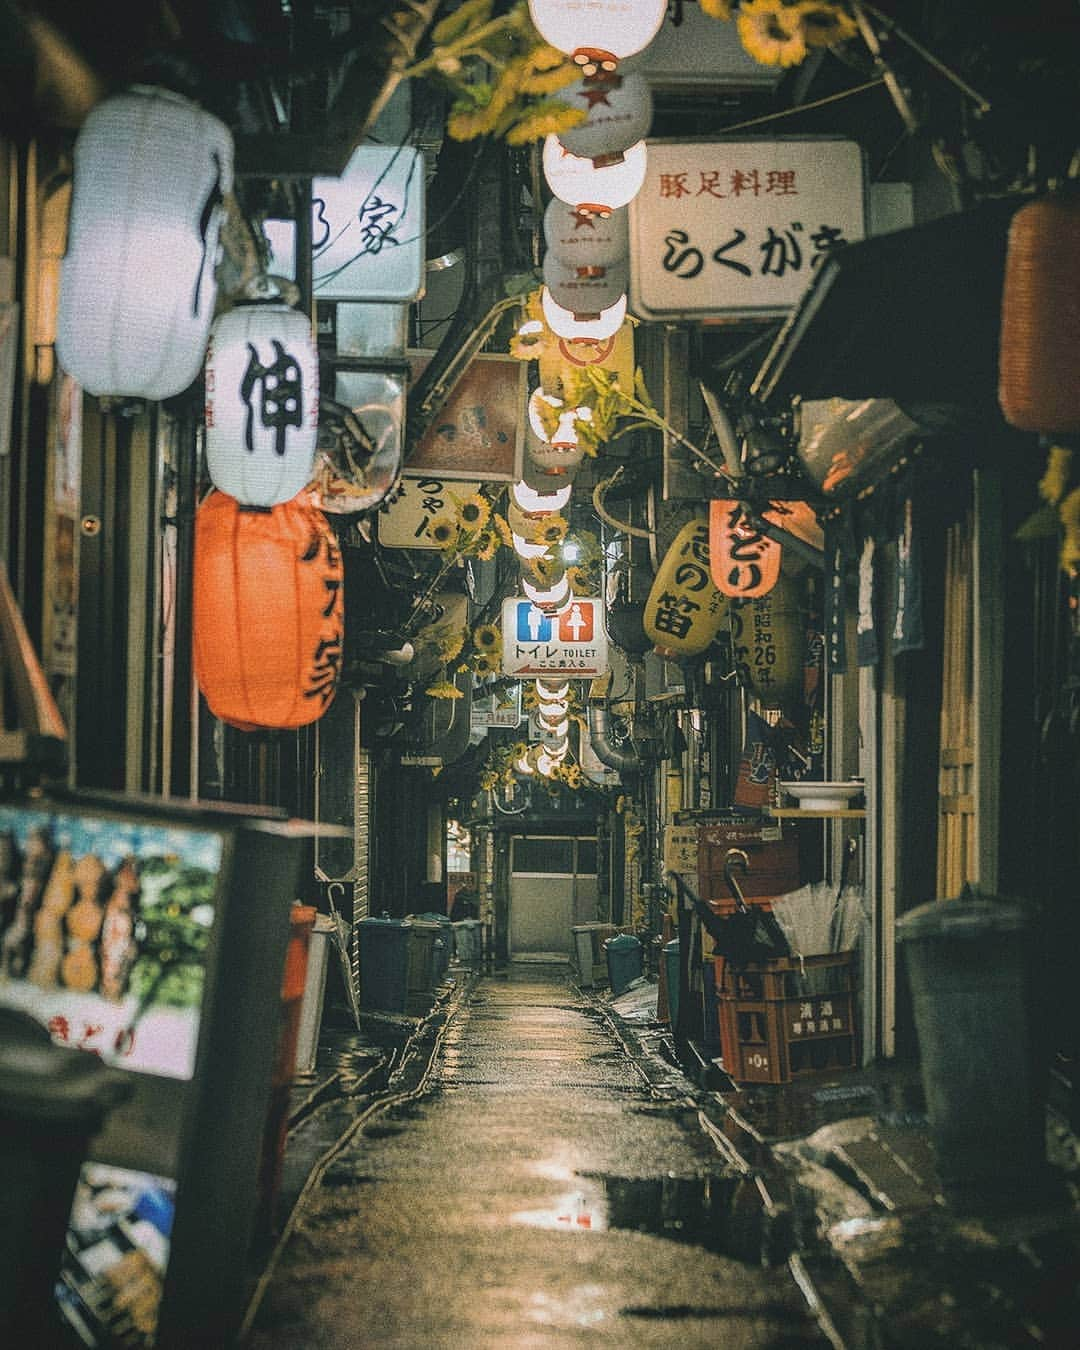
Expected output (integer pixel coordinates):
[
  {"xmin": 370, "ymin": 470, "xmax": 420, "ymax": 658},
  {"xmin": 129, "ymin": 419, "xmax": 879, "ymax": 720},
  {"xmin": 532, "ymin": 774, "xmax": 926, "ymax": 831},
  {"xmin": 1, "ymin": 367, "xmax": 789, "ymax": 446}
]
[{"xmin": 587, "ymin": 703, "xmax": 638, "ymax": 774}]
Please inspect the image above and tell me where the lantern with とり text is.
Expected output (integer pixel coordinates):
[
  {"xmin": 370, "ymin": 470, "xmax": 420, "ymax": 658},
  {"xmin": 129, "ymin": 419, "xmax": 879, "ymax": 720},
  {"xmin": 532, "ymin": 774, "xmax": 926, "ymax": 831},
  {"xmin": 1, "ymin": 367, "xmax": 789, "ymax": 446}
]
[
  {"xmin": 557, "ymin": 71, "xmax": 653, "ymax": 163},
  {"xmin": 542, "ymin": 255, "xmax": 628, "ymax": 320},
  {"xmin": 194, "ymin": 491, "xmax": 344, "ymax": 729},
  {"xmin": 204, "ymin": 301, "xmax": 319, "ymax": 506},
  {"xmin": 528, "ymin": 0, "xmax": 667, "ymax": 72},
  {"xmin": 708, "ymin": 499, "xmax": 783, "ymax": 598},
  {"xmin": 729, "ymin": 573, "xmax": 804, "ymax": 710},
  {"xmin": 543, "ymin": 136, "xmax": 648, "ymax": 212},
  {"xmin": 643, "ymin": 516, "xmax": 729, "ymax": 658},
  {"xmin": 57, "ymin": 85, "xmax": 233, "ymax": 400},
  {"xmin": 543, "ymin": 199, "xmax": 629, "ymax": 273}
]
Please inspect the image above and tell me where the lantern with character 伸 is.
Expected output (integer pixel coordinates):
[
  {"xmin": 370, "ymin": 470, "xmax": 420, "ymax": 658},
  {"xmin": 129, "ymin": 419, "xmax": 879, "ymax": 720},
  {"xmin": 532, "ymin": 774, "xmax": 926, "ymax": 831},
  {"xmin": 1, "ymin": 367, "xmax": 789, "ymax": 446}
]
[
  {"xmin": 204, "ymin": 300, "xmax": 319, "ymax": 507},
  {"xmin": 193, "ymin": 491, "xmax": 344, "ymax": 730},
  {"xmin": 57, "ymin": 85, "xmax": 234, "ymax": 400},
  {"xmin": 708, "ymin": 499, "xmax": 783, "ymax": 599},
  {"xmin": 643, "ymin": 516, "xmax": 729, "ymax": 658}
]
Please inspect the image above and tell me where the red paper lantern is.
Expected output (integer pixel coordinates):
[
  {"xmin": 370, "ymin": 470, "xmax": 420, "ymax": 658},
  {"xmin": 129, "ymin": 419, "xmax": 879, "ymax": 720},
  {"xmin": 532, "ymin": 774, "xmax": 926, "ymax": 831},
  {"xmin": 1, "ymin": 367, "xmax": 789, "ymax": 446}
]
[
  {"xmin": 194, "ymin": 491, "xmax": 344, "ymax": 729},
  {"xmin": 708, "ymin": 500, "xmax": 782, "ymax": 598}
]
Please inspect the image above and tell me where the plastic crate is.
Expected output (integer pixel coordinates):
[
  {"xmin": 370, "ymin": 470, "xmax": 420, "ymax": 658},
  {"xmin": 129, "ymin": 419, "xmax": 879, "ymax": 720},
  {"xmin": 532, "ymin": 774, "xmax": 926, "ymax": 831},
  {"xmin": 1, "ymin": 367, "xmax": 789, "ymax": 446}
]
[{"xmin": 716, "ymin": 951, "xmax": 858, "ymax": 1084}]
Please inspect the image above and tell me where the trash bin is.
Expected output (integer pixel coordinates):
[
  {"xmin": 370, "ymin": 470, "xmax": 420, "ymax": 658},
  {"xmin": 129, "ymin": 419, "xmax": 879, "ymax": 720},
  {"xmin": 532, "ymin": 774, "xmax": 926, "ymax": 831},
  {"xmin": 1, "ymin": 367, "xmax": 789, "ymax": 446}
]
[
  {"xmin": 0, "ymin": 1008, "xmax": 132, "ymax": 1343},
  {"xmin": 358, "ymin": 913, "xmax": 411, "ymax": 1012},
  {"xmin": 411, "ymin": 912, "xmax": 453, "ymax": 984},
  {"xmin": 605, "ymin": 932, "xmax": 643, "ymax": 997},
  {"xmin": 662, "ymin": 937, "xmax": 680, "ymax": 1031},
  {"xmin": 571, "ymin": 925, "xmax": 596, "ymax": 985},
  {"xmin": 406, "ymin": 918, "xmax": 443, "ymax": 1014},
  {"xmin": 453, "ymin": 917, "xmax": 482, "ymax": 967},
  {"xmin": 295, "ymin": 912, "xmax": 337, "ymax": 1076},
  {"xmin": 896, "ymin": 891, "xmax": 1047, "ymax": 1205}
]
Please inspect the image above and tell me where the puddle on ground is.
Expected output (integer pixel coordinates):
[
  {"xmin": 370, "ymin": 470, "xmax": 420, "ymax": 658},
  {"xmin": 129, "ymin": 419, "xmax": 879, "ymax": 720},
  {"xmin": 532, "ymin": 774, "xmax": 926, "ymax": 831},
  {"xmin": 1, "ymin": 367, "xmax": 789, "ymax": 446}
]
[{"xmin": 511, "ymin": 1171, "xmax": 764, "ymax": 1261}]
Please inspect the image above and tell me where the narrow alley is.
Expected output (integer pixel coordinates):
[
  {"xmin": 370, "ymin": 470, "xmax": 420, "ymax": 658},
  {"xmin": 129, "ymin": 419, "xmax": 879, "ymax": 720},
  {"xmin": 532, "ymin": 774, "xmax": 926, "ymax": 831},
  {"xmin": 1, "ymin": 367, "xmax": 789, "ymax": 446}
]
[{"xmin": 244, "ymin": 970, "xmax": 829, "ymax": 1349}]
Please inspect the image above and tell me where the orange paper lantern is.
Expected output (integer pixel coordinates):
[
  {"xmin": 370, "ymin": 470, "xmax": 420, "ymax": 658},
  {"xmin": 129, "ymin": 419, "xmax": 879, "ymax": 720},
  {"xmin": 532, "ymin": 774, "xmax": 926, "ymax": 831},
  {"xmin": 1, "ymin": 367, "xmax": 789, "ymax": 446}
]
[
  {"xmin": 194, "ymin": 491, "xmax": 344, "ymax": 729},
  {"xmin": 708, "ymin": 500, "xmax": 782, "ymax": 598}
]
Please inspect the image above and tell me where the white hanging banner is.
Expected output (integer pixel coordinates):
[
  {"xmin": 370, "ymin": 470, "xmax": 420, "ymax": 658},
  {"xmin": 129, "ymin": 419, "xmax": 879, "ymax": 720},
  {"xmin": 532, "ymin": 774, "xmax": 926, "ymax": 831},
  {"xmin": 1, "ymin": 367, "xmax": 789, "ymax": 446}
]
[
  {"xmin": 312, "ymin": 145, "xmax": 425, "ymax": 302},
  {"xmin": 629, "ymin": 138, "xmax": 865, "ymax": 320}
]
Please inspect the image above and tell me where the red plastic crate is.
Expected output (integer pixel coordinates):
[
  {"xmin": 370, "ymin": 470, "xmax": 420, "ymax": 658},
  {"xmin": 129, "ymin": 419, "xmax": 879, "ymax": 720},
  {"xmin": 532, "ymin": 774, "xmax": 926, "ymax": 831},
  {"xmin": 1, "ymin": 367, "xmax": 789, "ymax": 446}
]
[{"xmin": 716, "ymin": 951, "xmax": 858, "ymax": 1084}]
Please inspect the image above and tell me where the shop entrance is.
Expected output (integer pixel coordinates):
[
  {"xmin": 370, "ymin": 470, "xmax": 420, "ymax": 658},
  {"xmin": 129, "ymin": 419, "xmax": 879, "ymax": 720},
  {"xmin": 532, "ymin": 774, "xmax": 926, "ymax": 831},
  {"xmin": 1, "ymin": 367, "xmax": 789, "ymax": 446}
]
[{"xmin": 508, "ymin": 836, "xmax": 598, "ymax": 960}]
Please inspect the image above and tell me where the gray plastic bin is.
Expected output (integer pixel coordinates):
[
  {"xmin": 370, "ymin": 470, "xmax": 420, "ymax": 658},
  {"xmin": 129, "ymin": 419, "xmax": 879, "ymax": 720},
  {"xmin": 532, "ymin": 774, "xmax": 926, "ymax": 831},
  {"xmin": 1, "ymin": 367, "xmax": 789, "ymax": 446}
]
[
  {"xmin": 411, "ymin": 912, "xmax": 453, "ymax": 983},
  {"xmin": 453, "ymin": 918, "xmax": 482, "ymax": 966},
  {"xmin": 358, "ymin": 913, "xmax": 411, "ymax": 1012},
  {"xmin": 896, "ymin": 892, "xmax": 1046, "ymax": 1204},
  {"xmin": 0, "ymin": 1009, "xmax": 131, "ymax": 1342},
  {"xmin": 605, "ymin": 932, "xmax": 643, "ymax": 997}
]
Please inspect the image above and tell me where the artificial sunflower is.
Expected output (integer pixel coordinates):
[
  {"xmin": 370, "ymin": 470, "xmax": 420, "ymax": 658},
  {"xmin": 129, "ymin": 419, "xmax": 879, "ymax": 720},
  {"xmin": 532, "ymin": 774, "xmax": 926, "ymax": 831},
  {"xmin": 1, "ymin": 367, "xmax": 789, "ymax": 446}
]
[
  {"xmin": 535, "ymin": 514, "xmax": 568, "ymax": 545},
  {"xmin": 472, "ymin": 652, "xmax": 501, "ymax": 677},
  {"xmin": 528, "ymin": 552, "xmax": 561, "ymax": 584},
  {"xmin": 799, "ymin": 2, "xmax": 858, "ymax": 47},
  {"xmin": 473, "ymin": 622, "xmax": 501, "ymax": 651},
  {"xmin": 522, "ymin": 685, "xmax": 540, "ymax": 711},
  {"xmin": 428, "ymin": 514, "xmax": 458, "ymax": 548},
  {"xmin": 436, "ymin": 627, "xmax": 467, "ymax": 663},
  {"xmin": 736, "ymin": 0, "xmax": 809, "ymax": 68},
  {"xmin": 698, "ymin": 0, "xmax": 734, "ymax": 17},
  {"xmin": 456, "ymin": 493, "xmax": 491, "ymax": 532},
  {"xmin": 425, "ymin": 678, "xmax": 464, "ymax": 700},
  {"xmin": 566, "ymin": 564, "xmax": 596, "ymax": 597},
  {"xmin": 492, "ymin": 512, "xmax": 514, "ymax": 547},
  {"xmin": 472, "ymin": 528, "xmax": 499, "ymax": 561}
]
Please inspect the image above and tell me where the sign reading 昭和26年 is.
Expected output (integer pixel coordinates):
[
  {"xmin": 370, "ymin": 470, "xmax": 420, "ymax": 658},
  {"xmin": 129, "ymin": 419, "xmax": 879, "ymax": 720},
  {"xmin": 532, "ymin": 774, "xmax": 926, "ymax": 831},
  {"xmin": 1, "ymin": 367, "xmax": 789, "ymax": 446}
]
[
  {"xmin": 629, "ymin": 140, "xmax": 865, "ymax": 320},
  {"xmin": 500, "ymin": 597, "xmax": 608, "ymax": 678}
]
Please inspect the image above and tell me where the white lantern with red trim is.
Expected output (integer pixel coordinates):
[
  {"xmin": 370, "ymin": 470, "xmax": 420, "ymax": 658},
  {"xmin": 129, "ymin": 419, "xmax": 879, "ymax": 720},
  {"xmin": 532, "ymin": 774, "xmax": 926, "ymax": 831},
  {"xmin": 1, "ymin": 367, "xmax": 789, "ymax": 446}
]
[
  {"xmin": 558, "ymin": 71, "xmax": 653, "ymax": 162},
  {"xmin": 57, "ymin": 85, "xmax": 233, "ymax": 400},
  {"xmin": 543, "ymin": 199, "xmax": 629, "ymax": 273},
  {"xmin": 526, "ymin": 388, "xmax": 589, "ymax": 474},
  {"xmin": 528, "ymin": 0, "xmax": 667, "ymax": 70},
  {"xmin": 543, "ymin": 136, "xmax": 647, "ymax": 211},
  {"xmin": 204, "ymin": 302, "xmax": 319, "ymax": 506},
  {"xmin": 541, "ymin": 288, "xmax": 626, "ymax": 342},
  {"xmin": 512, "ymin": 478, "xmax": 573, "ymax": 515},
  {"xmin": 542, "ymin": 255, "xmax": 628, "ymax": 319}
]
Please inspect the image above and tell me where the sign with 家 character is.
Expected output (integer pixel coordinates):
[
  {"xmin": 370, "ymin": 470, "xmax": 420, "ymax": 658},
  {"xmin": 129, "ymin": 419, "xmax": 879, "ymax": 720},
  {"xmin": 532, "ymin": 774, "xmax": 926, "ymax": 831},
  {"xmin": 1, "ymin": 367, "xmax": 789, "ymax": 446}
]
[
  {"xmin": 501, "ymin": 597, "xmax": 608, "ymax": 678},
  {"xmin": 629, "ymin": 139, "xmax": 865, "ymax": 320},
  {"xmin": 378, "ymin": 477, "xmax": 481, "ymax": 549}
]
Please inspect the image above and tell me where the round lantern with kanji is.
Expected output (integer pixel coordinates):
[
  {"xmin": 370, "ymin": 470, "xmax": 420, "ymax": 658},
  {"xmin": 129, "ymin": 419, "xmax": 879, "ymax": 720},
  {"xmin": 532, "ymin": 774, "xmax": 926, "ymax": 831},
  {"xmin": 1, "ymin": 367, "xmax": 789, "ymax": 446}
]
[
  {"xmin": 57, "ymin": 85, "xmax": 233, "ymax": 400},
  {"xmin": 193, "ymin": 491, "xmax": 344, "ymax": 729},
  {"xmin": 643, "ymin": 516, "xmax": 729, "ymax": 658},
  {"xmin": 204, "ymin": 301, "xmax": 319, "ymax": 507},
  {"xmin": 543, "ymin": 199, "xmax": 629, "ymax": 273}
]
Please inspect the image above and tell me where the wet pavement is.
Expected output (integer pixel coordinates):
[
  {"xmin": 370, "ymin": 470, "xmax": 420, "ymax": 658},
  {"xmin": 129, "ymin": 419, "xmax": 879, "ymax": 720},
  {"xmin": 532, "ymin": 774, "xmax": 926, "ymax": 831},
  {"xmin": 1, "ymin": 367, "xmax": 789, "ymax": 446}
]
[{"xmin": 243, "ymin": 966, "xmax": 829, "ymax": 1348}]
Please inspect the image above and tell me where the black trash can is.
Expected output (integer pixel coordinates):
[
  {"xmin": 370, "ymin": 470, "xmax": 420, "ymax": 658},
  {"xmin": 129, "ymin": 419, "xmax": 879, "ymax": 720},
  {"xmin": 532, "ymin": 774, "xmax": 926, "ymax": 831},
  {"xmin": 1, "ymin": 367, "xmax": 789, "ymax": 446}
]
[
  {"xmin": 0, "ymin": 1008, "xmax": 132, "ymax": 1342},
  {"xmin": 896, "ymin": 891, "xmax": 1047, "ymax": 1206},
  {"xmin": 357, "ymin": 913, "xmax": 411, "ymax": 1013}
]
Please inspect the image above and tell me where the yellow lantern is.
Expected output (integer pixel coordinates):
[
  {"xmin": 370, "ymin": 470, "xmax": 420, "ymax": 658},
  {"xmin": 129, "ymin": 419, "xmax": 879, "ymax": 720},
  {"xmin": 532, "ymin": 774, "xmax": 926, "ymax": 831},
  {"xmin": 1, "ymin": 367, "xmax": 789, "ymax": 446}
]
[
  {"xmin": 643, "ymin": 516, "xmax": 729, "ymax": 658},
  {"xmin": 729, "ymin": 573, "xmax": 804, "ymax": 709}
]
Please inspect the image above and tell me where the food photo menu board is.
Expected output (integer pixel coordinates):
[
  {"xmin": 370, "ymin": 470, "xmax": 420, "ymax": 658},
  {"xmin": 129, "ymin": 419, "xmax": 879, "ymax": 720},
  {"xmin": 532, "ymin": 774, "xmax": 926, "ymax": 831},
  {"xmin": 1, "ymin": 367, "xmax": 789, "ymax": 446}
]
[{"xmin": 0, "ymin": 794, "xmax": 309, "ymax": 1349}]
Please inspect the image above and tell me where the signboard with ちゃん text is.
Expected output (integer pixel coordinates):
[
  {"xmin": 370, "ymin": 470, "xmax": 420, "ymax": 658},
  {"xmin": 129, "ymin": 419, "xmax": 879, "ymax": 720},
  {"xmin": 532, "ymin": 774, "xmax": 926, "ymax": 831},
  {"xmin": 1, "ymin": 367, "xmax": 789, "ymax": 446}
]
[
  {"xmin": 501, "ymin": 597, "xmax": 608, "ymax": 678},
  {"xmin": 378, "ymin": 477, "xmax": 481, "ymax": 549},
  {"xmin": 629, "ymin": 139, "xmax": 865, "ymax": 320}
]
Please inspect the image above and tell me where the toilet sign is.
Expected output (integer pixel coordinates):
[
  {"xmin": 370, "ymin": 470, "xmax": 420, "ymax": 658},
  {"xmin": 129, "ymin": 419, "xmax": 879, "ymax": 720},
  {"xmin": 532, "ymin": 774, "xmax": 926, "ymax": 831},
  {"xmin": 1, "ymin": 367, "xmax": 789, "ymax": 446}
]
[{"xmin": 501, "ymin": 597, "xmax": 608, "ymax": 677}]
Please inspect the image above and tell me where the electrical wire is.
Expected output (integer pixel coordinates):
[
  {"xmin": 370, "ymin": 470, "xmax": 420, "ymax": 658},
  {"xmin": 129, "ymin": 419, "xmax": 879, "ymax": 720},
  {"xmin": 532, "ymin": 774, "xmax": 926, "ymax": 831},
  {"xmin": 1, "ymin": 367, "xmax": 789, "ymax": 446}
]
[{"xmin": 711, "ymin": 76, "xmax": 886, "ymax": 136}]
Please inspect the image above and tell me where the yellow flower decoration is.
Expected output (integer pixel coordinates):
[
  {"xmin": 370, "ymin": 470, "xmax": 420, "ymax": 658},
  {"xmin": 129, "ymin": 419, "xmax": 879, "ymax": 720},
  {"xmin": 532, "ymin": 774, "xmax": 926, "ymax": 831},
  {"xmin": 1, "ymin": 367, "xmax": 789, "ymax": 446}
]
[
  {"xmin": 473, "ymin": 622, "xmax": 501, "ymax": 651},
  {"xmin": 425, "ymin": 679, "xmax": 464, "ymax": 700},
  {"xmin": 473, "ymin": 528, "xmax": 499, "ymax": 561},
  {"xmin": 566, "ymin": 564, "xmax": 595, "ymax": 597},
  {"xmin": 699, "ymin": 0, "xmax": 734, "ymax": 17},
  {"xmin": 428, "ymin": 514, "xmax": 458, "ymax": 548},
  {"xmin": 457, "ymin": 493, "xmax": 491, "ymax": 531},
  {"xmin": 799, "ymin": 2, "xmax": 858, "ymax": 47},
  {"xmin": 536, "ymin": 514, "xmax": 568, "ymax": 545},
  {"xmin": 510, "ymin": 741, "xmax": 528, "ymax": 761},
  {"xmin": 1039, "ymin": 445, "xmax": 1074, "ymax": 505},
  {"xmin": 492, "ymin": 512, "xmax": 513, "ymax": 547},
  {"xmin": 472, "ymin": 652, "xmax": 501, "ymax": 676},
  {"xmin": 737, "ymin": 0, "xmax": 809, "ymax": 67},
  {"xmin": 522, "ymin": 686, "xmax": 540, "ymax": 710},
  {"xmin": 528, "ymin": 552, "xmax": 561, "ymax": 583},
  {"xmin": 505, "ymin": 100, "xmax": 587, "ymax": 145},
  {"xmin": 436, "ymin": 628, "xmax": 467, "ymax": 663}
]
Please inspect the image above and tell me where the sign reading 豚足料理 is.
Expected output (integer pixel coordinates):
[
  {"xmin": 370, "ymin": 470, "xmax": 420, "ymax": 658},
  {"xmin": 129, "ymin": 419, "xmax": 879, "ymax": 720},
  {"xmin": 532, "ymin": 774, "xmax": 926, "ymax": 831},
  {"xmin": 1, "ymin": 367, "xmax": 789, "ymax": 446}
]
[
  {"xmin": 629, "ymin": 139, "xmax": 865, "ymax": 320},
  {"xmin": 501, "ymin": 597, "xmax": 608, "ymax": 678}
]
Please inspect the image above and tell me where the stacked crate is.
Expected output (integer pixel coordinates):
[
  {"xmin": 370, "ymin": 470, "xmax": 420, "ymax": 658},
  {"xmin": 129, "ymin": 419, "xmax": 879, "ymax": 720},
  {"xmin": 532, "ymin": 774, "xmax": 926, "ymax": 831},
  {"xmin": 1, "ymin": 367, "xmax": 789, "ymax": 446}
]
[{"xmin": 716, "ymin": 951, "xmax": 858, "ymax": 1083}]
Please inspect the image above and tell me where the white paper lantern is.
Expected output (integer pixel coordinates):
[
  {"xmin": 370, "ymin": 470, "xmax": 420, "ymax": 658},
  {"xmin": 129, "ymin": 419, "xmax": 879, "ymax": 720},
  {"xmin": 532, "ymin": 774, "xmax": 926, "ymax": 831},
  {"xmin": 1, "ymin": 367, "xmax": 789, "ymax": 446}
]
[
  {"xmin": 528, "ymin": 0, "xmax": 667, "ymax": 68},
  {"xmin": 557, "ymin": 72, "xmax": 653, "ymax": 162},
  {"xmin": 543, "ymin": 199, "xmax": 629, "ymax": 273},
  {"xmin": 522, "ymin": 573, "xmax": 571, "ymax": 613},
  {"xmin": 542, "ymin": 288, "xmax": 627, "ymax": 342},
  {"xmin": 537, "ymin": 679, "xmax": 570, "ymax": 699},
  {"xmin": 542, "ymin": 255, "xmax": 628, "ymax": 319},
  {"xmin": 57, "ymin": 85, "xmax": 234, "ymax": 400},
  {"xmin": 204, "ymin": 303, "xmax": 319, "ymax": 506},
  {"xmin": 512, "ymin": 531, "xmax": 552, "ymax": 561},
  {"xmin": 521, "ymin": 453, "xmax": 579, "ymax": 494},
  {"xmin": 512, "ymin": 478, "xmax": 574, "ymax": 515},
  {"xmin": 543, "ymin": 135, "xmax": 647, "ymax": 211},
  {"xmin": 526, "ymin": 389, "xmax": 589, "ymax": 474}
]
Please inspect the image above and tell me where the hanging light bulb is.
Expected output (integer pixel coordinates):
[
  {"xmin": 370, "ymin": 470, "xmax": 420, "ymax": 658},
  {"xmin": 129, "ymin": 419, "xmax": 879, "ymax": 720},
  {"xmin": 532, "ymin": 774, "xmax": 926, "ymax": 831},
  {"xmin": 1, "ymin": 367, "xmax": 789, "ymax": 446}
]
[
  {"xmin": 527, "ymin": 0, "xmax": 667, "ymax": 72},
  {"xmin": 543, "ymin": 135, "xmax": 647, "ymax": 211},
  {"xmin": 542, "ymin": 288, "xmax": 627, "ymax": 343},
  {"xmin": 512, "ymin": 479, "xmax": 574, "ymax": 515}
]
